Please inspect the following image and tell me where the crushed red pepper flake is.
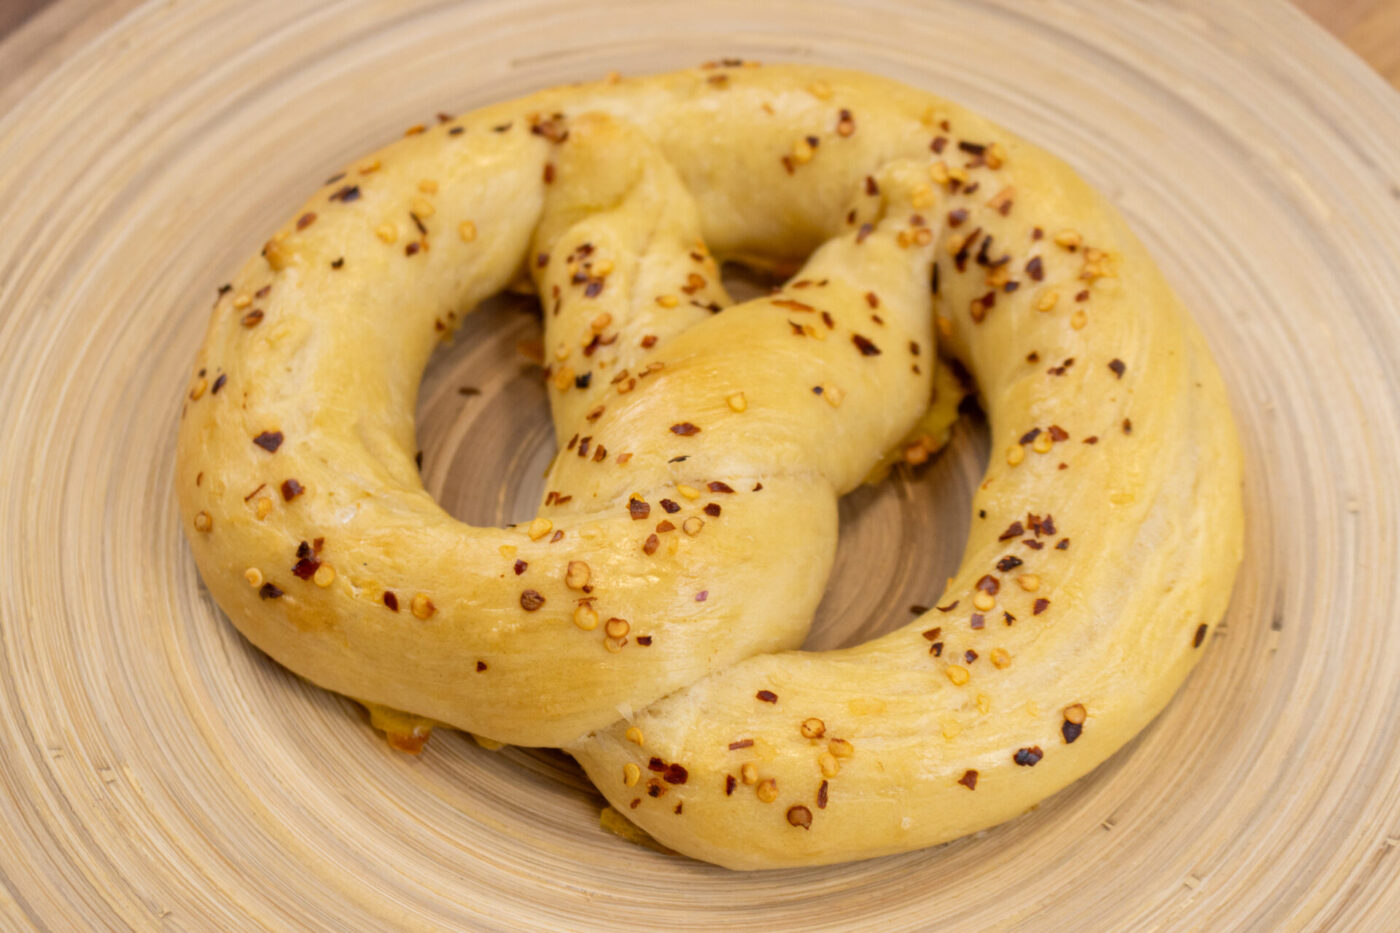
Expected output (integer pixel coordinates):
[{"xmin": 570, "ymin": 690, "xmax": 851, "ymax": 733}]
[
  {"xmin": 1193, "ymin": 623, "xmax": 1208, "ymax": 648},
  {"xmin": 660, "ymin": 499, "xmax": 680, "ymax": 514},
  {"xmin": 259, "ymin": 583, "xmax": 283, "ymax": 599},
  {"xmin": 970, "ymin": 613, "xmax": 985, "ymax": 630},
  {"xmin": 211, "ymin": 373, "xmax": 226, "ymax": 394},
  {"xmin": 703, "ymin": 503, "xmax": 721, "ymax": 517},
  {"xmin": 958, "ymin": 769, "xmax": 978, "ymax": 789},
  {"xmin": 817, "ymin": 780, "xmax": 829, "ymax": 809},
  {"xmin": 513, "ymin": 559, "xmax": 527, "ymax": 575},
  {"xmin": 280, "ymin": 479, "xmax": 304, "ymax": 501},
  {"xmin": 520, "ymin": 589, "xmax": 545, "ymax": 611},
  {"xmin": 643, "ymin": 534, "xmax": 660, "ymax": 555},
  {"xmin": 1033, "ymin": 598, "xmax": 1050, "ymax": 615},
  {"xmin": 953, "ymin": 227, "xmax": 981, "ymax": 271},
  {"xmin": 997, "ymin": 556, "xmax": 1023, "ymax": 572},
  {"xmin": 670, "ymin": 422, "xmax": 701, "ymax": 436},
  {"xmin": 383, "ymin": 591, "xmax": 399, "ymax": 611},
  {"xmin": 787, "ymin": 806, "xmax": 813, "ymax": 829},
  {"xmin": 852, "ymin": 334, "xmax": 881, "ymax": 356},
  {"xmin": 1014, "ymin": 746, "xmax": 1044, "ymax": 766},
  {"xmin": 241, "ymin": 309, "xmax": 264, "ymax": 327},
  {"xmin": 922, "ymin": 626, "xmax": 943, "ymax": 640},
  {"xmin": 998, "ymin": 521, "xmax": 1025, "ymax": 541},
  {"xmin": 937, "ymin": 600, "xmax": 959, "ymax": 612},
  {"xmin": 976, "ymin": 574, "xmax": 1000, "ymax": 595},
  {"xmin": 729, "ymin": 739, "xmax": 754, "ymax": 750},
  {"xmin": 1109, "ymin": 359, "xmax": 1126, "ymax": 378},
  {"xmin": 725, "ymin": 775, "xmax": 737, "ymax": 796},
  {"xmin": 756, "ymin": 690, "xmax": 778, "ymax": 703},
  {"xmin": 253, "ymin": 431, "xmax": 283, "ymax": 453},
  {"xmin": 292, "ymin": 557, "xmax": 320, "ymax": 580},
  {"xmin": 708, "ymin": 481, "xmax": 734, "ymax": 493},
  {"xmin": 629, "ymin": 498, "xmax": 650, "ymax": 520}
]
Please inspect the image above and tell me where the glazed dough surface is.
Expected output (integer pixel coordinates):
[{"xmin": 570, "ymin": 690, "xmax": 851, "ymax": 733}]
[{"xmin": 176, "ymin": 64, "xmax": 1243, "ymax": 868}]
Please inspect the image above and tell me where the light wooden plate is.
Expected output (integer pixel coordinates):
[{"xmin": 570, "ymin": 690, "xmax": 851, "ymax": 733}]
[{"xmin": 3, "ymin": 1, "xmax": 1400, "ymax": 929}]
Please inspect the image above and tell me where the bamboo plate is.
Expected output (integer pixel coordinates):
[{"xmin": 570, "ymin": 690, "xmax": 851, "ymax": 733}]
[{"xmin": 2, "ymin": 0, "xmax": 1400, "ymax": 929}]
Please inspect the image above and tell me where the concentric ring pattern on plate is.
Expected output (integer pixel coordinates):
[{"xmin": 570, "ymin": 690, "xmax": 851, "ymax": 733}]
[{"xmin": 1, "ymin": 1, "xmax": 1398, "ymax": 929}]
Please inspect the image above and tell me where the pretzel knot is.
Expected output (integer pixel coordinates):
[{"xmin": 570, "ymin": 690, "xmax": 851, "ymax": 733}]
[{"xmin": 177, "ymin": 65, "xmax": 1243, "ymax": 869}]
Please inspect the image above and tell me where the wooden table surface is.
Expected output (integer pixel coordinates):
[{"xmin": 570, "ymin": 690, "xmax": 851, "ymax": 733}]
[{"xmin": 2, "ymin": 0, "xmax": 1399, "ymax": 91}]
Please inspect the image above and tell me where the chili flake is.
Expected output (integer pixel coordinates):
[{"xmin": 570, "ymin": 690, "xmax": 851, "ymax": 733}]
[{"xmin": 253, "ymin": 431, "xmax": 283, "ymax": 453}]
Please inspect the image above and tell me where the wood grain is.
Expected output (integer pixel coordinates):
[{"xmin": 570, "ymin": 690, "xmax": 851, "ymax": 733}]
[
  {"xmin": 7, "ymin": 2, "xmax": 1400, "ymax": 95},
  {"xmin": 1, "ymin": 0, "xmax": 1399, "ymax": 929},
  {"xmin": 1294, "ymin": 0, "xmax": 1400, "ymax": 86}
]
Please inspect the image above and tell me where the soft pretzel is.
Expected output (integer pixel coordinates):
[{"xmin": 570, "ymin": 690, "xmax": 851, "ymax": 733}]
[{"xmin": 176, "ymin": 64, "xmax": 1243, "ymax": 868}]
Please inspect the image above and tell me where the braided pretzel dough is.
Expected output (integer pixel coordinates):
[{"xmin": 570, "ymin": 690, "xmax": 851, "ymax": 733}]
[{"xmin": 177, "ymin": 64, "xmax": 1243, "ymax": 868}]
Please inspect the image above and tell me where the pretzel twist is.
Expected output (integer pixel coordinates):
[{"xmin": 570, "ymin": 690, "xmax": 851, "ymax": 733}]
[{"xmin": 177, "ymin": 64, "xmax": 1243, "ymax": 868}]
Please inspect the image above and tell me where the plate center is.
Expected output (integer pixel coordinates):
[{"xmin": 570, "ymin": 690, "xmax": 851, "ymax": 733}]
[{"xmin": 416, "ymin": 276, "xmax": 985, "ymax": 652}]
